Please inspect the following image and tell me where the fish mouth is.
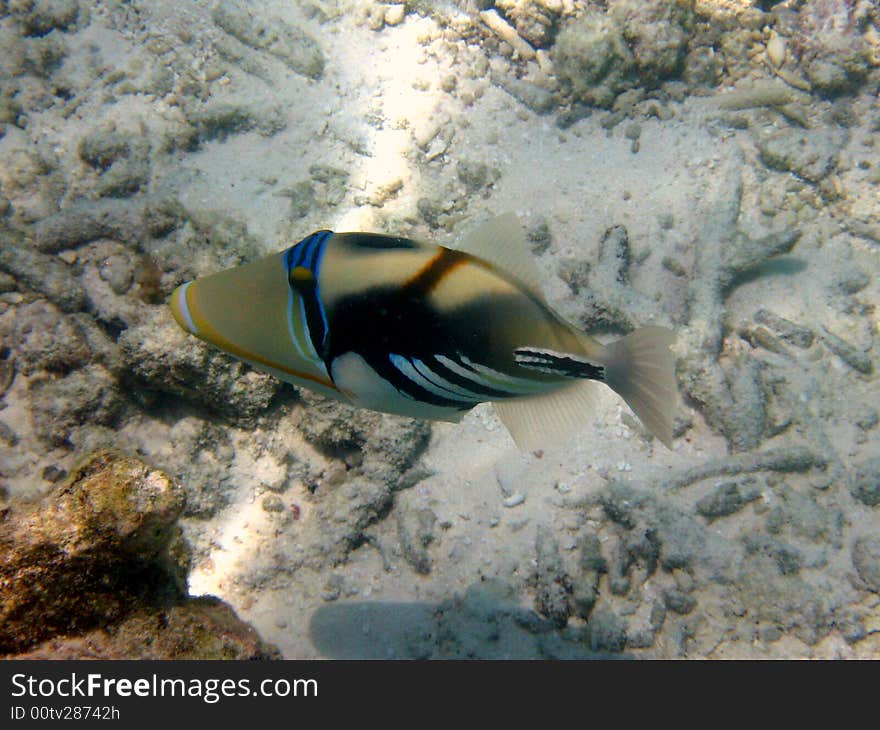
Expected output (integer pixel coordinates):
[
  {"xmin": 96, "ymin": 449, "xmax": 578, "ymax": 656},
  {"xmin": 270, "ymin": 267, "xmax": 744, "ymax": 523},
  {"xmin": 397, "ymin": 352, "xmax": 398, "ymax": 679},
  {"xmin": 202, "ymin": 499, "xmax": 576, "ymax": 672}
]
[{"xmin": 168, "ymin": 281, "xmax": 199, "ymax": 336}]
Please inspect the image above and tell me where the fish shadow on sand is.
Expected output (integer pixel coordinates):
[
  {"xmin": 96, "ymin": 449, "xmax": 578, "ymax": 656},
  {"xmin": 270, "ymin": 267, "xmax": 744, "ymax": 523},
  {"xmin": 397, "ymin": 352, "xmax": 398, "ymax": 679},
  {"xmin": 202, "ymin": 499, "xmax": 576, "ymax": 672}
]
[{"xmin": 309, "ymin": 582, "xmax": 635, "ymax": 660}]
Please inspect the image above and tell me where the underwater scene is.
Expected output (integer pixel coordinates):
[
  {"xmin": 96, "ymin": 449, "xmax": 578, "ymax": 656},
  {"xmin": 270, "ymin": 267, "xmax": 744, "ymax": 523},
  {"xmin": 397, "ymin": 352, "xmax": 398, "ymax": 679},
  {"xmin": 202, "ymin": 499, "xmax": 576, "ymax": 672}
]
[{"xmin": 0, "ymin": 0, "xmax": 878, "ymax": 660}]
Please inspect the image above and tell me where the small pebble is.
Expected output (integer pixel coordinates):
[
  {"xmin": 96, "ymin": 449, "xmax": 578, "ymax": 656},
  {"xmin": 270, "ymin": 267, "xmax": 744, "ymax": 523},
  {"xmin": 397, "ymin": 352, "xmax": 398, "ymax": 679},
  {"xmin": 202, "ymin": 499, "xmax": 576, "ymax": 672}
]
[
  {"xmin": 384, "ymin": 4, "xmax": 405, "ymax": 26},
  {"xmin": 503, "ymin": 493, "xmax": 526, "ymax": 508},
  {"xmin": 766, "ymin": 35, "xmax": 786, "ymax": 68},
  {"xmin": 42, "ymin": 464, "xmax": 67, "ymax": 483},
  {"xmin": 624, "ymin": 123, "xmax": 641, "ymax": 140},
  {"xmin": 262, "ymin": 495, "xmax": 285, "ymax": 512}
]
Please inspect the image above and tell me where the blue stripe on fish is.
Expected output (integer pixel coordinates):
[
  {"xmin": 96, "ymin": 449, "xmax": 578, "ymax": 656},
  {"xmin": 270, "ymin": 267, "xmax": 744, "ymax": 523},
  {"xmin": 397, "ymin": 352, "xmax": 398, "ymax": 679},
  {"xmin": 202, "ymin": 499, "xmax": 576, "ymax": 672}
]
[
  {"xmin": 284, "ymin": 231, "xmax": 333, "ymax": 363},
  {"xmin": 310, "ymin": 231, "xmax": 331, "ymax": 353}
]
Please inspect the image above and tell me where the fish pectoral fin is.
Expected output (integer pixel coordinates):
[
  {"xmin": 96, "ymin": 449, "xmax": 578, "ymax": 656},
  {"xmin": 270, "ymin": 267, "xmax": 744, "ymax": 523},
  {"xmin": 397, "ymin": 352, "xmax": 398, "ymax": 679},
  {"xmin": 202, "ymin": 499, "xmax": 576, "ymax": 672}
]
[
  {"xmin": 451, "ymin": 212, "xmax": 545, "ymax": 297},
  {"xmin": 493, "ymin": 380, "xmax": 604, "ymax": 452}
]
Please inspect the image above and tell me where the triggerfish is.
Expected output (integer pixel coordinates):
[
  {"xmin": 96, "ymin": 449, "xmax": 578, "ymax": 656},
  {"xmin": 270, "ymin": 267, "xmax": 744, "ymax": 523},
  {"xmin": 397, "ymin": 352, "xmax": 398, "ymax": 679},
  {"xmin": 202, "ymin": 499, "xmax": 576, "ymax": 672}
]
[{"xmin": 169, "ymin": 214, "xmax": 676, "ymax": 450}]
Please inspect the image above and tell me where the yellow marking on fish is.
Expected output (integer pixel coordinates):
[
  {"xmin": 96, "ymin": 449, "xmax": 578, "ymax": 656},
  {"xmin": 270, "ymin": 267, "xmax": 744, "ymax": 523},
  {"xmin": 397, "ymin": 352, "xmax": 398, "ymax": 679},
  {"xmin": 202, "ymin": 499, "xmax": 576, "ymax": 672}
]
[{"xmin": 290, "ymin": 266, "xmax": 315, "ymax": 285}]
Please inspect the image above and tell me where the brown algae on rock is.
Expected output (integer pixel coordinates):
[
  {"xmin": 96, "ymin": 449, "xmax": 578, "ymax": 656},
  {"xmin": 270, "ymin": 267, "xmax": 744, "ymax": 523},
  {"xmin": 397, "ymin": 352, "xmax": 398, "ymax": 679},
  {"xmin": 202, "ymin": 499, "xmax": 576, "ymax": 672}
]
[{"xmin": 0, "ymin": 450, "xmax": 277, "ymax": 659}]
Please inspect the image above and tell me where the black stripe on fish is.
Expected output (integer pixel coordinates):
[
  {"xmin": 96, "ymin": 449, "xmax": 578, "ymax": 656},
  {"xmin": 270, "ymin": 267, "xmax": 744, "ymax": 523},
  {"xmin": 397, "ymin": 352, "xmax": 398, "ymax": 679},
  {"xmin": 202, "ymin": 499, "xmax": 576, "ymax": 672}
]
[
  {"xmin": 425, "ymin": 354, "xmax": 518, "ymax": 400},
  {"xmin": 378, "ymin": 353, "xmax": 474, "ymax": 409},
  {"xmin": 326, "ymin": 281, "xmax": 544, "ymax": 400},
  {"xmin": 344, "ymin": 232, "xmax": 422, "ymax": 250},
  {"xmin": 514, "ymin": 348, "xmax": 605, "ymax": 380}
]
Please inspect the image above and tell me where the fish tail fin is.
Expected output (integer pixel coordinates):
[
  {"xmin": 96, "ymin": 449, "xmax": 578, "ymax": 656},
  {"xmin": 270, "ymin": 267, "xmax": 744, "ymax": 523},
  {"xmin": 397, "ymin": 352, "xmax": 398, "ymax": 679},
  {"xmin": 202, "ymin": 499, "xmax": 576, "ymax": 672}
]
[{"xmin": 601, "ymin": 326, "xmax": 676, "ymax": 449}]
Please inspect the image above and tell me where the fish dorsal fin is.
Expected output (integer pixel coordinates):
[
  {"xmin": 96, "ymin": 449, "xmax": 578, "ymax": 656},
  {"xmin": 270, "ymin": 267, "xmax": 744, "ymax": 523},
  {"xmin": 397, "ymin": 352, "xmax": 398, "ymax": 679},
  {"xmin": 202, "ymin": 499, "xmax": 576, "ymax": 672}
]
[
  {"xmin": 493, "ymin": 380, "xmax": 602, "ymax": 452},
  {"xmin": 452, "ymin": 212, "xmax": 544, "ymax": 296}
]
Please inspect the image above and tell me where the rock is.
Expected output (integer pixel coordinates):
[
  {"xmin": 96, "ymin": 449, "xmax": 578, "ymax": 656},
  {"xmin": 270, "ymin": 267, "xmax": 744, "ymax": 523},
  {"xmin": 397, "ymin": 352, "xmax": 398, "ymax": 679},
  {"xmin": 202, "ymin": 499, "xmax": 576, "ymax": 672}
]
[
  {"xmin": 819, "ymin": 326, "xmax": 873, "ymax": 375},
  {"xmin": 733, "ymin": 554, "xmax": 831, "ymax": 646},
  {"xmin": 0, "ymin": 421, "xmax": 19, "ymax": 447},
  {"xmin": 28, "ymin": 365, "xmax": 124, "ymax": 447},
  {"xmin": 10, "ymin": 299, "xmax": 90, "ymax": 374},
  {"xmin": 0, "ymin": 357, "xmax": 13, "ymax": 398},
  {"xmin": 754, "ymin": 309, "xmax": 814, "ymax": 348},
  {"xmin": 0, "ymin": 450, "xmax": 183, "ymax": 653},
  {"xmin": 794, "ymin": 0, "xmax": 871, "ymax": 97},
  {"xmin": 296, "ymin": 391, "xmax": 431, "ymax": 488},
  {"xmin": 118, "ymin": 308, "xmax": 281, "ymax": 425},
  {"xmin": 852, "ymin": 537, "xmax": 880, "ymax": 592},
  {"xmin": 493, "ymin": 1, "xmax": 563, "ymax": 49},
  {"xmin": 534, "ymin": 526, "xmax": 572, "ymax": 627},
  {"xmin": 33, "ymin": 198, "xmax": 168, "ymax": 252},
  {"xmin": 320, "ymin": 574, "xmax": 343, "ymax": 602},
  {"xmin": 553, "ymin": 10, "xmax": 635, "ymax": 108},
  {"xmin": 183, "ymin": 101, "xmax": 287, "ymax": 148},
  {"xmin": 557, "ymin": 257, "xmax": 591, "ymax": 295},
  {"xmin": 851, "ymin": 458, "xmax": 880, "ymax": 507},
  {"xmin": 696, "ymin": 481, "xmax": 746, "ymax": 520},
  {"xmin": 0, "ymin": 450, "xmax": 277, "ymax": 659},
  {"xmin": 721, "ymin": 356, "xmax": 766, "ymax": 452},
  {"xmin": 609, "ymin": 0, "xmax": 691, "ymax": 85},
  {"xmin": 212, "ymin": 0, "xmax": 324, "ymax": 79},
  {"xmin": 68, "ymin": 311, "xmax": 123, "ymax": 373},
  {"xmin": 78, "ymin": 241, "xmax": 144, "ymax": 327},
  {"xmin": 74, "ymin": 128, "xmax": 151, "ymax": 200},
  {"xmin": 743, "ymin": 534, "xmax": 803, "ymax": 576},
  {"xmin": 302, "ymin": 478, "xmax": 394, "ymax": 568},
  {"xmin": 490, "ymin": 69, "xmax": 556, "ymax": 114},
  {"xmin": 165, "ymin": 417, "xmax": 237, "ymax": 519},
  {"xmin": 78, "ymin": 129, "xmax": 132, "ymax": 171},
  {"xmin": 589, "ymin": 607, "xmax": 627, "ymax": 653},
  {"xmin": 456, "ymin": 159, "xmax": 500, "ymax": 194},
  {"xmin": 0, "ymin": 239, "xmax": 87, "ymax": 312},
  {"xmin": 284, "ymin": 180, "xmax": 316, "ymax": 219},
  {"xmin": 662, "ymin": 588, "xmax": 696, "ymax": 615},
  {"xmin": 96, "ymin": 157, "xmax": 150, "ymax": 199},
  {"xmin": 580, "ymin": 532, "xmax": 608, "ymax": 574},
  {"xmin": 608, "ymin": 544, "xmax": 632, "ymax": 596},
  {"xmin": 14, "ymin": 0, "xmax": 82, "ymax": 38},
  {"xmin": 572, "ymin": 532, "xmax": 606, "ymax": 620},
  {"xmin": 552, "ymin": 0, "xmax": 692, "ymax": 108},
  {"xmin": 625, "ymin": 525, "xmax": 660, "ymax": 576},
  {"xmin": 832, "ymin": 263, "xmax": 870, "ymax": 295},
  {"xmin": 14, "ymin": 598, "xmax": 279, "ymax": 660},
  {"xmin": 526, "ymin": 217, "xmax": 552, "ymax": 254},
  {"xmin": 384, "ymin": 4, "xmax": 405, "ymax": 27},
  {"xmin": 41, "ymin": 464, "xmax": 66, "ymax": 482},
  {"xmin": 757, "ymin": 127, "xmax": 847, "ymax": 183},
  {"xmin": 397, "ymin": 506, "xmax": 437, "ymax": 575},
  {"xmin": 854, "ymin": 406, "xmax": 879, "ymax": 432},
  {"xmin": 99, "ymin": 251, "xmax": 135, "ymax": 295},
  {"xmin": 262, "ymin": 494, "xmax": 284, "ymax": 513}
]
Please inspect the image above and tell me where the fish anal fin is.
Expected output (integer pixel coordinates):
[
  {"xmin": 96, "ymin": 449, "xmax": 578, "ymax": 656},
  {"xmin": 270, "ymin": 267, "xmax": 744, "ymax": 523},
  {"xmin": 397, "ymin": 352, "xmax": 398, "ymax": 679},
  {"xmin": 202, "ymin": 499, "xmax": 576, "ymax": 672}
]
[
  {"xmin": 493, "ymin": 380, "xmax": 602, "ymax": 452},
  {"xmin": 451, "ymin": 212, "xmax": 544, "ymax": 296}
]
